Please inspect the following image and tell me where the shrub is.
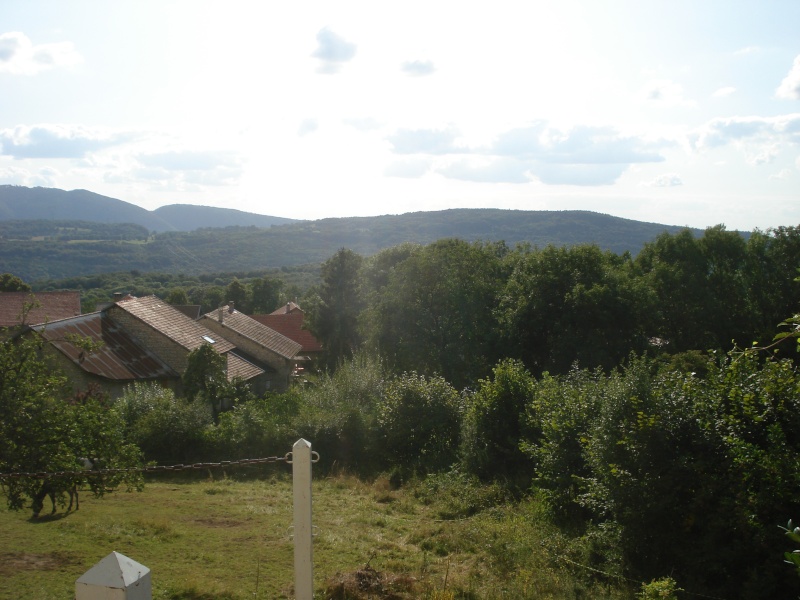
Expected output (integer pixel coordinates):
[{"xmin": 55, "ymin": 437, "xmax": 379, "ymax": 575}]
[
  {"xmin": 377, "ymin": 372, "xmax": 462, "ymax": 474},
  {"xmin": 115, "ymin": 382, "xmax": 214, "ymax": 463}
]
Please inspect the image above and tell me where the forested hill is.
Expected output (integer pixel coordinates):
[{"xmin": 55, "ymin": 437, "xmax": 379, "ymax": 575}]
[
  {"xmin": 1, "ymin": 208, "xmax": 706, "ymax": 282},
  {"xmin": 0, "ymin": 185, "xmax": 297, "ymax": 231},
  {"xmin": 0, "ymin": 184, "xmax": 718, "ymax": 281}
]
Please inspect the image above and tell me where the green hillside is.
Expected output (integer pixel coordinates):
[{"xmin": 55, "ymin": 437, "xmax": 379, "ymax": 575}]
[{"xmin": 0, "ymin": 209, "xmax": 706, "ymax": 281}]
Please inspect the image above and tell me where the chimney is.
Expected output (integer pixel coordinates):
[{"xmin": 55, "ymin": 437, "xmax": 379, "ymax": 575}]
[
  {"xmin": 113, "ymin": 292, "xmax": 124, "ymax": 302},
  {"xmin": 218, "ymin": 306, "xmax": 224, "ymax": 323},
  {"xmin": 228, "ymin": 301, "xmax": 235, "ymax": 314}
]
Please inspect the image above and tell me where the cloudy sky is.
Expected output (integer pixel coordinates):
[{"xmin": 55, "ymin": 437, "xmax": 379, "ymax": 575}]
[{"xmin": 1, "ymin": 1, "xmax": 799, "ymax": 231}]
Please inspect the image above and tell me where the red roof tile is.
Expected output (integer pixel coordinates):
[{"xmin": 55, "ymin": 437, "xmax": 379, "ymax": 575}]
[
  {"xmin": 0, "ymin": 291, "xmax": 81, "ymax": 327},
  {"xmin": 250, "ymin": 312, "xmax": 322, "ymax": 353}
]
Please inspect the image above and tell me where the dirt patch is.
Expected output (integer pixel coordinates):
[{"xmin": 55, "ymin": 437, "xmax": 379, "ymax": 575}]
[
  {"xmin": 324, "ymin": 565, "xmax": 417, "ymax": 600},
  {"xmin": 0, "ymin": 551, "xmax": 80, "ymax": 575}
]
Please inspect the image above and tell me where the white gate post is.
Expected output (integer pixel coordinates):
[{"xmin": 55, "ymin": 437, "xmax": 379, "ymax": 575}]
[{"xmin": 292, "ymin": 438, "xmax": 314, "ymax": 599}]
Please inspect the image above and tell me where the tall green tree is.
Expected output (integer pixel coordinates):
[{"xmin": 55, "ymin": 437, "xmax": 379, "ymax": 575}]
[
  {"xmin": 305, "ymin": 248, "xmax": 365, "ymax": 370},
  {"xmin": 225, "ymin": 277, "xmax": 249, "ymax": 313},
  {"xmin": 500, "ymin": 244, "xmax": 652, "ymax": 375},
  {"xmin": 249, "ymin": 276, "xmax": 285, "ymax": 314},
  {"xmin": 363, "ymin": 239, "xmax": 508, "ymax": 388}
]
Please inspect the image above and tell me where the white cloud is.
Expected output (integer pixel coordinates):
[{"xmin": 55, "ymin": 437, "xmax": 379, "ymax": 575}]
[
  {"xmin": 0, "ymin": 164, "xmax": 58, "ymax": 186},
  {"xmin": 401, "ymin": 59, "xmax": 435, "ymax": 77},
  {"xmin": 0, "ymin": 31, "xmax": 81, "ymax": 75},
  {"xmin": 311, "ymin": 27, "xmax": 356, "ymax": 74},
  {"xmin": 734, "ymin": 46, "xmax": 761, "ymax": 56},
  {"xmin": 0, "ymin": 124, "xmax": 135, "ymax": 158},
  {"xmin": 643, "ymin": 173, "xmax": 683, "ymax": 187},
  {"xmin": 384, "ymin": 122, "xmax": 668, "ymax": 186},
  {"xmin": 638, "ymin": 79, "xmax": 694, "ymax": 107},
  {"xmin": 438, "ymin": 158, "xmax": 531, "ymax": 184},
  {"xmin": 387, "ymin": 126, "xmax": 463, "ymax": 155},
  {"xmin": 297, "ymin": 118, "xmax": 319, "ymax": 137},
  {"xmin": 692, "ymin": 114, "xmax": 800, "ymax": 150},
  {"xmin": 384, "ymin": 158, "xmax": 431, "ymax": 178},
  {"xmin": 712, "ymin": 86, "xmax": 736, "ymax": 98},
  {"xmin": 776, "ymin": 55, "xmax": 800, "ymax": 101},
  {"xmin": 343, "ymin": 117, "xmax": 382, "ymax": 132},
  {"xmin": 134, "ymin": 150, "xmax": 243, "ymax": 186}
]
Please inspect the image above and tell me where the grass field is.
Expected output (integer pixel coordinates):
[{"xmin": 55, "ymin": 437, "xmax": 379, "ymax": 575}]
[{"xmin": 0, "ymin": 469, "xmax": 631, "ymax": 600}]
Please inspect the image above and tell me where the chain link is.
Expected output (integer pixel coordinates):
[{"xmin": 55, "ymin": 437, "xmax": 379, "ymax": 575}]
[{"xmin": 0, "ymin": 454, "xmax": 290, "ymax": 481}]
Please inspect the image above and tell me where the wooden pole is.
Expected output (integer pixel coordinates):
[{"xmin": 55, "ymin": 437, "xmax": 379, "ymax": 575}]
[{"xmin": 292, "ymin": 438, "xmax": 313, "ymax": 599}]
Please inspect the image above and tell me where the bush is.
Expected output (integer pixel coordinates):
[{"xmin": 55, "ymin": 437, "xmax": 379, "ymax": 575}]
[
  {"xmin": 115, "ymin": 382, "xmax": 214, "ymax": 463},
  {"xmin": 293, "ymin": 353, "xmax": 385, "ymax": 475},
  {"xmin": 377, "ymin": 372, "xmax": 462, "ymax": 474},
  {"xmin": 461, "ymin": 359, "xmax": 534, "ymax": 486}
]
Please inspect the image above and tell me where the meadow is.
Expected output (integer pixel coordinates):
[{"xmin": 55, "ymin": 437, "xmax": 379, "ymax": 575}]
[{"xmin": 0, "ymin": 471, "xmax": 632, "ymax": 600}]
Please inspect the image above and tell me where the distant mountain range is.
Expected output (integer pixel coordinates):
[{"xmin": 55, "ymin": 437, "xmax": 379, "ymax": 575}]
[
  {"xmin": 0, "ymin": 185, "xmax": 712, "ymax": 282},
  {"xmin": 0, "ymin": 185, "xmax": 296, "ymax": 231}
]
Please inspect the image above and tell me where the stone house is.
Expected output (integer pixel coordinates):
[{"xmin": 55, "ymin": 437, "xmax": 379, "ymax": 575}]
[
  {"xmin": 30, "ymin": 295, "xmax": 267, "ymax": 399},
  {"xmin": 199, "ymin": 304, "xmax": 302, "ymax": 393}
]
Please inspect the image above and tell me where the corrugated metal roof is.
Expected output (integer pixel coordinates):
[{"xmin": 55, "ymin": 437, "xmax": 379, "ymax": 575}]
[
  {"xmin": 115, "ymin": 295, "xmax": 234, "ymax": 354},
  {"xmin": 202, "ymin": 306, "xmax": 302, "ymax": 359},
  {"xmin": 33, "ymin": 313, "xmax": 178, "ymax": 381},
  {"xmin": 0, "ymin": 291, "xmax": 81, "ymax": 327}
]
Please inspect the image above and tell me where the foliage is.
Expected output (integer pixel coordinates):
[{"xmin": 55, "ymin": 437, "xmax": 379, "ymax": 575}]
[
  {"xmin": 293, "ymin": 352, "xmax": 385, "ymax": 474},
  {"xmin": 0, "ymin": 272, "xmax": 31, "ymax": 292},
  {"xmin": 362, "ymin": 239, "xmax": 509, "ymax": 388},
  {"xmin": 305, "ymin": 248, "xmax": 365, "ymax": 370},
  {"xmin": 0, "ymin": 334, "xmax": 143, "ymax": 512},
  {"xmin": 638, "ymin": 577, "xmax": 682, "ymax": 600},
  {"xmin": 499, "ymin": 244, "xmax": 653, "ymax": 375},
  {"xmin": 114, "ymin": 382, "xmax": 215, "ymax": 463},
  {"xmin": 461, "ymin": 359, "xmax": 535, "ymax": 485},
  {"xmin": 522, "ymin": 352, "xmax": 800, "ymax": 599},
  {"xmin": 182, "ymin": 343, "xmax": 230, "ymax": 421},
  {"xmin": 377, "ymin": 372, "xmax": 462, "ymax": 474},
  {"xmin": 211, "ymin": 391, "xmax": 301, "ymax": 460}
]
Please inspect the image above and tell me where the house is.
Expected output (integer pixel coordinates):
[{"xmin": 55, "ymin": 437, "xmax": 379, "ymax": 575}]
[
  {"xmin": 199, "ymin": 304, "xmax": 302, "ymax": 392},
  {"xmin": 30, "ymin": 295, "xmax": 266, "ymax": 399},
  {"xmin": 250, "ymin": 302, "xmax": 323, "ymax": 372},
  {"xmin": 106, "ymin": 295, "xmax": 267, "ymax": 392},
  {"xmin": 31, "ymin": 311, "xmax": 179, "ymax": 399},
  {"xmin": 0, "ymin": 291, "xmax": 81, "ymax": 328}
]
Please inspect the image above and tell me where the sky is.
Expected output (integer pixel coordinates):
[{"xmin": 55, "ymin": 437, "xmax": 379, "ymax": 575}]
[{"xmin": 1, "ymin": 1, "xmax": 799, "ymax": 231}]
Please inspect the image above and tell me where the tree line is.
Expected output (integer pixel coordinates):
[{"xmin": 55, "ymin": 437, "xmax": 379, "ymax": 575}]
[{"xmin": 304, "ymin": 225, "xmax": 800, "ymax": 382}]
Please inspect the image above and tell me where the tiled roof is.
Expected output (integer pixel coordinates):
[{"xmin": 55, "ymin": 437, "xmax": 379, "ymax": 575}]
[
  {"xmin": 115, "ymin": 295, "xmax": 234, "ymax": 354},
  {"xmin": 250, "ymin": 312, "xmax": 323, "ymax": 353},
  {"xmin": 0, "ymin": 291, "xmax": 81, "ymax": 327},
  {"xmin": 226, "ymin": 351, "xmax": 265, "ymax": 381},
  {"xmin": 270, "ymin": 302, "xmax": 303, "ymax": 315},
  {"xmin": 172, "ymin": 305, "xmax": 202, "ymax": 320},
  {"xmin": 32, "ymin": 313, "xmax": 177, "ymax": 381},
  {"xmin": 201, "ymin": 306, "xmax": 302, "ymax": 359}
]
